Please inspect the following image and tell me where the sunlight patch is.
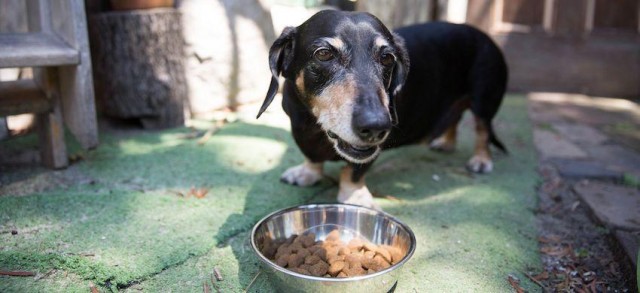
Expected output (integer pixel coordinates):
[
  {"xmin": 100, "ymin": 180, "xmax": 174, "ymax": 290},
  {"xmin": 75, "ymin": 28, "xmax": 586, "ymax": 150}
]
[{"xmin": 205, "ymin": 135, "xmax": 288, "ymax": 174}]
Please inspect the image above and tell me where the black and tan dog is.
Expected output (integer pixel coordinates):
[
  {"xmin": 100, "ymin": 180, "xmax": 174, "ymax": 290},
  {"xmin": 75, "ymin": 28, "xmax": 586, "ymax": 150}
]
[{"xmin": 257, "ymin": 10, "xmax": 507, "ymax": 209}]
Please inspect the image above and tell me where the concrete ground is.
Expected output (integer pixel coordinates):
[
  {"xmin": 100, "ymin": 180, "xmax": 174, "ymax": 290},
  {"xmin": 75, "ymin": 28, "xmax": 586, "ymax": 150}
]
[
  {"xmin": 0, "ymin": 94, "xmax": 542, "ymax": 292},
  {"xmin": 0, "ymin": 92, "xmax": 637, "ymax": 292},
  {"xmin": 528, "ymin": 93, "xmax": 639, "ymax": 285}
]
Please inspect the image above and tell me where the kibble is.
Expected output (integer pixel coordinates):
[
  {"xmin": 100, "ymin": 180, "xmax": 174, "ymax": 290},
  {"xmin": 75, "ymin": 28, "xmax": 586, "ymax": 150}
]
[{"xmin": 259, "ymin": 230, "xmax": 406, "ymax": 278}]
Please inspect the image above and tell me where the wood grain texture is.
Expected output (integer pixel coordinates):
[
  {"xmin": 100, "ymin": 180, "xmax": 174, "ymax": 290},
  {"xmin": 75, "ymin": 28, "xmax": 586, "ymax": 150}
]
[{"xmin": 89, "ymin": 8, "xmax": 186, "ymax": 129}]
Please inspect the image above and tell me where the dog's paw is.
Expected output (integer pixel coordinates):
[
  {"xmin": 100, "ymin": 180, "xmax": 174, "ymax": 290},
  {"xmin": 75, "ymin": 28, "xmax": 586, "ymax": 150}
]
[
  {"xmin": 429, "ymin": 136, "xmax": 456, "ymax": 152},
  {"xmin": 337, "ymin": 185, "xmax": 381, "ymax": 210},
  {"xmin": 466, "ymin": 155, "xmax": 493, "ymax": 173},
  {"xmin": 280, "ymin": 163, "xmax": 323, "ymax": 186}
]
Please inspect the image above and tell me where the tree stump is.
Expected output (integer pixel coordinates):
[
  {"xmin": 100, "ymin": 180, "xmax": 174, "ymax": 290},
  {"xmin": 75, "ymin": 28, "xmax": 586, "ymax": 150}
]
[{"xmin": 89, "ymin": 8, "xmax": 186, "ymax": 129}]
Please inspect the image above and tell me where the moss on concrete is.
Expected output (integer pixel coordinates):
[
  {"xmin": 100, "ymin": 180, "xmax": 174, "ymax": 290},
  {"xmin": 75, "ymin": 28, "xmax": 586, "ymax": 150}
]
[{"xmin": 1, "ymin": 95, "xmax": 541, "ymax": 292}]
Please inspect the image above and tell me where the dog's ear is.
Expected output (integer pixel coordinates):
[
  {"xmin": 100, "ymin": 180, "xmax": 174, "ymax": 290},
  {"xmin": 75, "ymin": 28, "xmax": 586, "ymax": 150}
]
[
  {"xmin": 388, "ymin": 32, "xmax": 410, "ymax": 124},
  {"xmin": 257, "ymin": 27, "xmax": 297, "ymax": 119}
]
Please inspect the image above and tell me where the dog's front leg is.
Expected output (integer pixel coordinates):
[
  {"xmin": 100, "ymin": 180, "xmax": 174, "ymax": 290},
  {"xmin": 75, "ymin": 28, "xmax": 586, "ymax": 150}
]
[
  {"xmin": 337, "ymin": 164, "xmax": 380, "ymax": 210},
  {"xmin": 280, "ymin": 158, "xmax": 324, "ymax": 186}
]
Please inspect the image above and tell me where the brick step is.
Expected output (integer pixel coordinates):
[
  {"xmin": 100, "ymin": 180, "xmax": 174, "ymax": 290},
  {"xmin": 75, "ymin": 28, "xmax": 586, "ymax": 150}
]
[
  {"xmin": 0, "ymin": 33, "xmax": 79, "ymax": 68},
  {"xmin": 0, "ymin": 79, "xmax": 50, "ymax": 116}
]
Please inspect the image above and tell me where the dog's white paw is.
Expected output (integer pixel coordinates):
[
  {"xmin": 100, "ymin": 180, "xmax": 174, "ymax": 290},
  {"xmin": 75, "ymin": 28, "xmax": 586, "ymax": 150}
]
[
  {"xmin": 429, "ymin": 136, "xmax": 456, "ymax": 152},
  {"xmin": 280, "ymin": 162, "xmax": 323, "ymax": 186},
  {"xmin": 466, "ymin": 155, "xmax": 493, "ymax": 173},
  {"xmin": 337, "ymin": 185, "xmax": 381, "ymax": 210}
]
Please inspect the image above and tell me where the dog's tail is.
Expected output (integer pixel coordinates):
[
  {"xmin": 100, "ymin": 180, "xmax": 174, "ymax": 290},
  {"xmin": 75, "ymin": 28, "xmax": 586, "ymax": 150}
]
[{"xmin": 487, "ymin": 123, "xmax": 508, "ymax": 154}]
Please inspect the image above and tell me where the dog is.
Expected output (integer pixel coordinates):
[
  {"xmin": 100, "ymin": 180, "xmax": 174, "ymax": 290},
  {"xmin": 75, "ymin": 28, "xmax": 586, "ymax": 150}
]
[{"xmin": 257, "ymin": 10, "xmax": 508, "ymax": 209}]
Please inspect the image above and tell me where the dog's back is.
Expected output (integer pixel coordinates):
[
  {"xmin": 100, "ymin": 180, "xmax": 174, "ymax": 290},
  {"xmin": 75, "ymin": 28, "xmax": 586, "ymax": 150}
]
[{"xmin": 387, "ymin": 22, "xmax": 508, "ymax": 150}]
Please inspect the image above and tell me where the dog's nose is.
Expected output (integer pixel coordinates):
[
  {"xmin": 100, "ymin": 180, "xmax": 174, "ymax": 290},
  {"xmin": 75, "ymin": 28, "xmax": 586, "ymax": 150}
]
[{"xmin": 352, "ymin": 111, "xmax": 391, "ymax": 142}]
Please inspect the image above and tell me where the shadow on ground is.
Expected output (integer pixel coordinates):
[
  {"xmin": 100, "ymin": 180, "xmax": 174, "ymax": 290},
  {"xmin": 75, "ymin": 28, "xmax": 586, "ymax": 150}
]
[{"xmin": 1, "ymin": 95, "xmax": 542, "ymax": 292}]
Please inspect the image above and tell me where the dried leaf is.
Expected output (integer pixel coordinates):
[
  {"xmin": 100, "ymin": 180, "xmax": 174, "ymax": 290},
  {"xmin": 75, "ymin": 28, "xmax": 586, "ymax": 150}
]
[
  {"xmin": 538, "ymin": 235, "xmax": 562, "ymax": 244},
  {"xmin": 507, "ymin": 274, "xmax": 525, "ymax": 293},
  {"xmin": 90, "ymin": 283, "xmax": 99, "ymax": 293},
  {"xmin": 570, "ymin": 201, "xmax": 580, "ymax": 212},
  {"xmin": 192, "ymin": 188, "xmax": 209, "ymax": 199},
  {"xmin": 540, "ymin": 245, "xmax": 572, "ymax": 257},
  {"xmin": 532, "ymin": 271, "xmax": 549, "ymax": 282}
]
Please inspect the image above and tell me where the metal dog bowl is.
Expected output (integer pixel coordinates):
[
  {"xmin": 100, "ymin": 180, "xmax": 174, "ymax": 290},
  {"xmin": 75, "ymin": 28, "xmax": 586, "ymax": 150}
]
[{"xmin": 251, "ymin": 204, "xmax": 416, "ymax": 293}]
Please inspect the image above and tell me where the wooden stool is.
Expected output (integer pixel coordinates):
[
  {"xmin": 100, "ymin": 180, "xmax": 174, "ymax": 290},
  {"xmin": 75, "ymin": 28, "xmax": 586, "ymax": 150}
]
[{"xmin": 0, "ymin": 0, "xmax": 98, "ymax": 168}]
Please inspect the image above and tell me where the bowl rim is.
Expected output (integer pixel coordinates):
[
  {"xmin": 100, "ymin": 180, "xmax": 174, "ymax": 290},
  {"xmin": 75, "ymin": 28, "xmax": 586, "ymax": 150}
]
[{"xmin": 250, "ymin": 203, "xmax": 416, "ymax": 282}]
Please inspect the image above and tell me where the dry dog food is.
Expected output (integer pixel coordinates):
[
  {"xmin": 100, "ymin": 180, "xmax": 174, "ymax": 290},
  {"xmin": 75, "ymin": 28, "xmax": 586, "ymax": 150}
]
[{"xmin": 260, "ymin": 230, "xmax": 405, "ymax": 278}]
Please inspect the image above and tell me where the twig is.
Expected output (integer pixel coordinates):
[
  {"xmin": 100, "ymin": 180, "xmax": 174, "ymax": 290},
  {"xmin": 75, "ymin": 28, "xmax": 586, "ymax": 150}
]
[
  {"xmin": 34, "ymin": 269, "xmax": 56, "ymax": 281},
  {"xmin": 198, "ymin": 121, "xmax": 225, "ymax": 145},
  {"xmin": 213, "ymin": 267, "xmax": 223, "ymax": 281},
  {"xmin": 523, "ymin": 271, "xmax": 546, "ymax": 289},
  {"xmin": 0, "ymin": 270, "xmax": 36, "ymax": 277},
  {"xmin": 203, "ymin": 281, "xmax": 211, "ymax": 293},
  {"xmin": 167, "ymin": 189, "xmax": 186, "ymax": 197},
  {"xmin": 66, "ymin": 252, "xmax": 95, "ymax": 257},
  {"xmin": 244, "ymin": 271, "xmax": 261, "ymax": 293}
]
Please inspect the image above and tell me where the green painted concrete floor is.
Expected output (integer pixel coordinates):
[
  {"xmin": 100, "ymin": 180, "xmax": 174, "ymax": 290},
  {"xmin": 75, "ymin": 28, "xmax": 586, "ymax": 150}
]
[{"xmin": 0, "ymin": 95, "xmax": 541, "ymax": 292}]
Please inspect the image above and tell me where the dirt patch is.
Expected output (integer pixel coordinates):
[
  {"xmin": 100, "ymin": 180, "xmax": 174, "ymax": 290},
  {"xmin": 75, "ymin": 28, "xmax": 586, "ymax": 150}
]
[{"xmin": 532, "ymin": 162, "xmax": 636, "ymax": 291}]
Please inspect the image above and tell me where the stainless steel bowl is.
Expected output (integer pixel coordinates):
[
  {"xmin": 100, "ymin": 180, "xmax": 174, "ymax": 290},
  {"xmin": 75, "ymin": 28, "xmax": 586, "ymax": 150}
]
[{"xmin": 251, "ymin": 204, "xmax": 416, "ymax": 293}]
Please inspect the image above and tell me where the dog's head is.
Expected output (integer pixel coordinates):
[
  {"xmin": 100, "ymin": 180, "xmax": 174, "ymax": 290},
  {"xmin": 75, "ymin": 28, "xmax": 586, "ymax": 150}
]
[{"xmin": 258, "ymin": 10, "xmax": 409, "ymax": 164}]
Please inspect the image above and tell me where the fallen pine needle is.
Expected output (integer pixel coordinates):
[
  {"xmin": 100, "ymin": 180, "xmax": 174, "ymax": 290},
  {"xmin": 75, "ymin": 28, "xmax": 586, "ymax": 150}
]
[
  {"xmin": 523, "ymin": 271, "xmax": 546, "ymax": 289},
  {"xmin": 244, "ymin": 271, "xmax": 261, "ymax": 293},
  {"xmin": 372, "ymin": 192, "xmax": 402, "ymax": 201},
  {"xmin": 213, "ymin": 267, "xmax": 223, "ymax": 281},
  {"xmin": 193, "ymin": 188, "xmax": 209, "ymax": 199},
  {"xmin": 0, "ymin": 270, "xmax": 36, "ymax": 277}
]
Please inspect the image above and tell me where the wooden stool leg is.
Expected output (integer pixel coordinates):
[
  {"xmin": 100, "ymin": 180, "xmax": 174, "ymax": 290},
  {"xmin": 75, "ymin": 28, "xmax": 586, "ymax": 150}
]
[
  {"xmin": 35, "ymin": 68, "xmax": 68, "ymax": 169},
  {"xmin": 37, "ymin": 95, "xmax": 68, "ymax": 168},
  {"xmin": 56, "ymin": 0, "xmax": 99, "ymax": 149}
]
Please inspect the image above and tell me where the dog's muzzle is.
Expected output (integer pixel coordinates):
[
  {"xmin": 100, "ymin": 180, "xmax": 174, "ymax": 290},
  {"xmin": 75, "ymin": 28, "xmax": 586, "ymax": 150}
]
[{"xmin": 327, "ymin": 131, "xmax": 381, "ymax": 163}]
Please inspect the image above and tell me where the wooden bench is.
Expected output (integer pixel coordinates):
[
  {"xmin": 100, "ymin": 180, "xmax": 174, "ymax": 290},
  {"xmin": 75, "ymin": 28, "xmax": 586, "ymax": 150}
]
[{"xmin": 0, "ymin": 0, "xmax": 98, "ymax": 168}]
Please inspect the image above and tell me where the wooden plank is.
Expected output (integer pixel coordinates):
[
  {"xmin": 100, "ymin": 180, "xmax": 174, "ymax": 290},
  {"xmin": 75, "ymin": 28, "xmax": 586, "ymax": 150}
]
[
  {"xmin": 594, "ymin": 0, "xmax": 638, "ymax": 30},
  {"xmin": 493, "ymin": 33, "xmax": 640, "ymax": 98},
  {"xmin": 55, "ymin": 0, "xmax": 99, "ymax": 149},
  {"xmin": 551, "ymin": 0, "xmax": 589, "ymax": 36},
  {"xmin": 0, "ymin": 33, "xmax": 79, "ymax": 68},
  {"xmin": 0, "ymin": 79, "xmax": 51, "ymax": 116},
  {"xmin": 502, "ymin": 0, "xmax": 543, "ymax": 26}
]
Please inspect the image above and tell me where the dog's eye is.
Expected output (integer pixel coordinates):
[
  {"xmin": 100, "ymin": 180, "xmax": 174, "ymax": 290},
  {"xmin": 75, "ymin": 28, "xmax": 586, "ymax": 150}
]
[
  {"xmin": 314, "ymin": 49, "xmax": 334, "ymax": 62},
  {"xmin": 380, "ymin": 53, "xmax": 395, "ymax": 66}
]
